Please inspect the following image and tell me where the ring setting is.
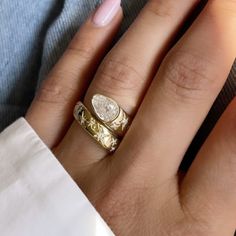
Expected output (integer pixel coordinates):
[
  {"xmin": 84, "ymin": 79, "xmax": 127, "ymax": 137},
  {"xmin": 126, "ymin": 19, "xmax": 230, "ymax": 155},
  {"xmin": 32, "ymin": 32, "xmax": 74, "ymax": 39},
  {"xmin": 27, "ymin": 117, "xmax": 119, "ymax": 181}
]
[
  {"xmin": 74, "ymin": 94, "xmax": 130, "ymax": 152},
  {"xmin": 92, "ymin": 94, "xmax": 130, "ymax": 137}
]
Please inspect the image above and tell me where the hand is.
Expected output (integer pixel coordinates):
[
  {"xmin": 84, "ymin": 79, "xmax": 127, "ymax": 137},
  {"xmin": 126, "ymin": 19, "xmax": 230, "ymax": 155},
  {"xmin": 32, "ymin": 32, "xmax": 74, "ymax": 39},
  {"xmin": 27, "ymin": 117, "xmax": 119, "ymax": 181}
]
[{"xmin": 26, "ymin": 0, "xmax": 236, "ymax": 235}]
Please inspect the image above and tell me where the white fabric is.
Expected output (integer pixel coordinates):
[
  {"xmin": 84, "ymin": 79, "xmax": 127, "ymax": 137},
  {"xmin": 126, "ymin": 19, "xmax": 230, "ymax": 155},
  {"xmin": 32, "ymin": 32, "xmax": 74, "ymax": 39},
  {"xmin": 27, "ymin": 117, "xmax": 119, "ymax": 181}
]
[{"xmin": 0, "ymin": 118, "xmax": 114, "ymax": 236}]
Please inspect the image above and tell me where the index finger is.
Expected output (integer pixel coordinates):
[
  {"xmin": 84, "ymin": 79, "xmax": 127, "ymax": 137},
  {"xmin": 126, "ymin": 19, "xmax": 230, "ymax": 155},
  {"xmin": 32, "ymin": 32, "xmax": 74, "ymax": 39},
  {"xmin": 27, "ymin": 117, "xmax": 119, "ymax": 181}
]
[{"xmin": 26, "ymin": 4, "xmax": 123, "ymax": 147}]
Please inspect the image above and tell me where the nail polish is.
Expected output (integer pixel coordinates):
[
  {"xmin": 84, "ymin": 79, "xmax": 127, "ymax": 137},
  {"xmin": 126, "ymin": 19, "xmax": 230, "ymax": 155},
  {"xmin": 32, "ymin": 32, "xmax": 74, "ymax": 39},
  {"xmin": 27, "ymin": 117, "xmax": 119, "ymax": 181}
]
[{"xmin": 93, "ymin": 0, "xmax": 121, "ymax": 27}]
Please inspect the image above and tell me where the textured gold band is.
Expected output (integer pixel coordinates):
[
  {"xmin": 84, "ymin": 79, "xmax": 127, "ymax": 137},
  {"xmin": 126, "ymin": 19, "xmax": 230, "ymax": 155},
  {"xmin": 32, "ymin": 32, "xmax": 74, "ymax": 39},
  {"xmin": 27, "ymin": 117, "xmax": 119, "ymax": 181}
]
[
  {"xmin": 74, "ymin": 102, "xmax": 119, "ymax": 152},
  {"xmin": 91, "ymin": 94, "xmax": 130, "ymax": 137}
]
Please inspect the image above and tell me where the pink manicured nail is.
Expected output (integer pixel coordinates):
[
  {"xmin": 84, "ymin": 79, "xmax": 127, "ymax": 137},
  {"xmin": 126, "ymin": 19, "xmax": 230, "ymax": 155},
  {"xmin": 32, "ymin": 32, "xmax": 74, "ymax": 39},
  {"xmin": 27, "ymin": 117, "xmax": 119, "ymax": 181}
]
[{"xmin": 93, "ymin": 0, "xmax": 121, "ymax": 26}]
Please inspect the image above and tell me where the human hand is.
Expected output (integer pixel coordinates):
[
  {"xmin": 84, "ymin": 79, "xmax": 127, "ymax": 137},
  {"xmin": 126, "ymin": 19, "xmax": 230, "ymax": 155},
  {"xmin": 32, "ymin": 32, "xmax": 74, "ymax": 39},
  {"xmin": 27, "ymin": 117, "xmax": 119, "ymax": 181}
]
[{"xmin": 26, "ymin": 0, "xmax": 236, "ymax": 235}]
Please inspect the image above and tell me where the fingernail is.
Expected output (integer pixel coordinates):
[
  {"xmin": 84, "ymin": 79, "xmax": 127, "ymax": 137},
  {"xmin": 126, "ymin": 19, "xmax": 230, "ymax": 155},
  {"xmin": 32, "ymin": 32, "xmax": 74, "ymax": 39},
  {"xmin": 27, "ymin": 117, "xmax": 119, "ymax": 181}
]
[{"xmin": 92, "ymin": 0, "xmax": 121, "ymax": 27}]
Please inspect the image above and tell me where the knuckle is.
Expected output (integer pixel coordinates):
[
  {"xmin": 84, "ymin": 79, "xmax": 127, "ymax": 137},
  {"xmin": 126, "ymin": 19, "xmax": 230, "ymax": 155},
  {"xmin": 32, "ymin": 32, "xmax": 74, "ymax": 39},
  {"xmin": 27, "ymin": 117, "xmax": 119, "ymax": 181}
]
[
  {"xmin": 146, "ymin": 0, "xmax": 174, "ymax": 18},
  {"xmin": 95, "ymin": 57, "xmax": 144, "ymax": 96},
  {"xmin": 35, "ymin": 76, "xmax": 75, "ymax": 104},
  {"xmin": 160, "ymin": 50, "xmax": 218, "ymax": 102},
  {"xmin": 67, "ymin": 36, "xmax": 96, "ymax": 61},
  {"xmin": 207, "ymin": 0, "xmax": 236, "ymax": 19}
]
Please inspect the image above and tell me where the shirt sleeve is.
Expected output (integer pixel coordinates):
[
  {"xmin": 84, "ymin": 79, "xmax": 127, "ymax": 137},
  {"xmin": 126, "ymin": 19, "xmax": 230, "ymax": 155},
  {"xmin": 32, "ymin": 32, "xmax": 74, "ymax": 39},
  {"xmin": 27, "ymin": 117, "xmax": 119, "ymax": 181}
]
[{"xmin": 0, "ymin": 118, "xmax": 114, "ymax": 236}]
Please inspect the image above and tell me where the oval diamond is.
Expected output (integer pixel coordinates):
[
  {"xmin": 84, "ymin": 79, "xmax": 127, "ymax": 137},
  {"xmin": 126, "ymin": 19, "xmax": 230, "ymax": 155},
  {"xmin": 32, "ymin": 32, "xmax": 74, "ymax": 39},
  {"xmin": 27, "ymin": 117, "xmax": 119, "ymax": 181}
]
[{"xmin": 92, "ymin": 94, "xmax": 120, "ymax": 122}]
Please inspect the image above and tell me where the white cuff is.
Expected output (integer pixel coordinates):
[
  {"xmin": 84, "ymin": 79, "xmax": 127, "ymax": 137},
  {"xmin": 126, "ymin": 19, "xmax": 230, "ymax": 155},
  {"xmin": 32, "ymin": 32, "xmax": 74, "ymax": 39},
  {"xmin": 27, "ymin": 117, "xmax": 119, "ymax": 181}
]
[{"xmin": 0, "ymin": 118, "xmax": 114, "ymax": 236}]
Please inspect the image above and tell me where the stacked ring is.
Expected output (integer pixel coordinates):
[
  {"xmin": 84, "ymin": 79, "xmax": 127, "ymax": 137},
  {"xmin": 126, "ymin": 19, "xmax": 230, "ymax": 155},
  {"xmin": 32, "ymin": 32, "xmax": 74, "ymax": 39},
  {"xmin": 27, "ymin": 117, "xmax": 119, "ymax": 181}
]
[
  {"xmin": 73, "ymin": 94, "xmax": 130, "ymax": 152},
  {"xmin": 74, "ymin": 102, "xmax": 119, "ymax": 152}
]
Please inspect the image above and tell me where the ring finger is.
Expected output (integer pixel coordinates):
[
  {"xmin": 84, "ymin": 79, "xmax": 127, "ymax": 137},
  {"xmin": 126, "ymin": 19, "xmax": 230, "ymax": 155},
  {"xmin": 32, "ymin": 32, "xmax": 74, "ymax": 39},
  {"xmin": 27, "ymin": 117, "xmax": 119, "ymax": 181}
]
[{"xmin": 57, "ymin": 0, "xmax": 202, "ymax": 173}]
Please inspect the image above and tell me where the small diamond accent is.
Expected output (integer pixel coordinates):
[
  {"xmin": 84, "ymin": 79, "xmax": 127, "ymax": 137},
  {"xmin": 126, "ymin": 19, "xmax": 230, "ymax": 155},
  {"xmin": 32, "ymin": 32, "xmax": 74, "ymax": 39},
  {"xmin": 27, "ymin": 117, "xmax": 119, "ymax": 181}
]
[{"xmin": 92, "ymin": 94, "xmax": 119, "ymax": 122}]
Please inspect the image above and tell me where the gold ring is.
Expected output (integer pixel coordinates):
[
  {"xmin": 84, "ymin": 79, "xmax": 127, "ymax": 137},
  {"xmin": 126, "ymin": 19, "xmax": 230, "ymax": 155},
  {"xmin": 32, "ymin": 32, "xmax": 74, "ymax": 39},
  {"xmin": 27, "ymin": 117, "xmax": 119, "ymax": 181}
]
[
  {"xmin": 74, "ymin": 102, "xmax": 119, "ymax": 152},
  {"xmin": 91, "ymin": 94, "xmax": 130, "ymax": 137}
]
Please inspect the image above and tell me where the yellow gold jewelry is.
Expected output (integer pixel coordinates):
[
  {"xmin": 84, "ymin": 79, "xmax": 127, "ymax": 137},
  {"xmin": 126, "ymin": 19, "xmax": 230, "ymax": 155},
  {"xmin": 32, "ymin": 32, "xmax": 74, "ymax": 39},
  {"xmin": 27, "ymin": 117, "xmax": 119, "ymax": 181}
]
[
  {"xmin": 74, "ymin": 102, "xmax": 119, "ymax": 152},
  {"xmin": 91, "ymin": 94, "xmax": 130, "ymax": 137}
]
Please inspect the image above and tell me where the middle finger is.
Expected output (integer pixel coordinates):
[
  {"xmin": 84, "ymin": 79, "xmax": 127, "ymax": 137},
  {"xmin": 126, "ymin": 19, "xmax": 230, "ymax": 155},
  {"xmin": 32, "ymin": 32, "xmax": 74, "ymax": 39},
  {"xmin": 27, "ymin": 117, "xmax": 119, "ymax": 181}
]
[{"xmin": 117, "ymin": 0, "xmax": 236, "ymax": 183}]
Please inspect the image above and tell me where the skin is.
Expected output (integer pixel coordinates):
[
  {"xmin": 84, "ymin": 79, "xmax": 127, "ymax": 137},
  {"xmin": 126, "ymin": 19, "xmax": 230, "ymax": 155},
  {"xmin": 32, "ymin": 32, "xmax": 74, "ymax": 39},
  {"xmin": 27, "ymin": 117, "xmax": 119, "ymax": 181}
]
[{"xmin": 26, "ymin": 0, "xmax": 236, "ymax": 235}]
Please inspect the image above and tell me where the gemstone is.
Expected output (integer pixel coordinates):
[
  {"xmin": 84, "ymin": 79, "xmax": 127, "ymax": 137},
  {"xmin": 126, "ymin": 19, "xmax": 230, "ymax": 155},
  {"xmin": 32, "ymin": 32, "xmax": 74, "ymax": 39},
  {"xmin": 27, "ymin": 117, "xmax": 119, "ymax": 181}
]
[{"xmin": 92, "ymin": 94, "xmax": 119, "ymax": 122}]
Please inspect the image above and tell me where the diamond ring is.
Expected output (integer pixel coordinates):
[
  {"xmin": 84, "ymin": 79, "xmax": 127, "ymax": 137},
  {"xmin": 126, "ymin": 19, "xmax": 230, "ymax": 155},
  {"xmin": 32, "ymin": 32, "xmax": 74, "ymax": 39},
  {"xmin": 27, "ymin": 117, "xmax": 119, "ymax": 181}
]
[{"xmin": 91, "ymin": 94, "xmax": 130, "ymax": 137}]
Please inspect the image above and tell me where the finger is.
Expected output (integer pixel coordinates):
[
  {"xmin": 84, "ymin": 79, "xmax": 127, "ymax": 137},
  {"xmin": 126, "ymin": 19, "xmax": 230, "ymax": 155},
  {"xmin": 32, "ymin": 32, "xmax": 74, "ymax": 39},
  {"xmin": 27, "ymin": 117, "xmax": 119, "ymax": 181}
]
[
  {"xmin": 85, "ymin": 0, "xmax": 201, "ymax": 114},
  {"xmin": 116, "ymin": 0, "xmax": 236, "ymax": 182},
  {"xmin": 26, "ymin": 1, "xmax": 123, "ymax": 147},
  {"xmin": 58, "ymin": 0, "xmax": 201, "ymax": 167},
  {"xmin": 181, "ymin": 98, "xmax": 236, "ymax": 235}
]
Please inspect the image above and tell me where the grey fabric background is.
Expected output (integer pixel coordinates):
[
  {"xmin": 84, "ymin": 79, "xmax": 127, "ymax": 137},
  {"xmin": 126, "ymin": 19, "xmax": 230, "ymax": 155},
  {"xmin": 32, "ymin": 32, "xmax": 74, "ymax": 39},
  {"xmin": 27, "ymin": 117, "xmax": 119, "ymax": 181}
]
[{"xmin": 0, "ymin": 0, "xmax": 236, "ymax": 169}]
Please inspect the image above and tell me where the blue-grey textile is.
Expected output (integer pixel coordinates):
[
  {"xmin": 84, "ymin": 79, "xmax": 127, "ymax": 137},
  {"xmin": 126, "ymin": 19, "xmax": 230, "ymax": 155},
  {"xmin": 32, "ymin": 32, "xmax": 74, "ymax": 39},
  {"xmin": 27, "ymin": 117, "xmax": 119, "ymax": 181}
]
[{"xmin": 0, "ymin": 0, "xmax": 236, "ymax": 165}]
